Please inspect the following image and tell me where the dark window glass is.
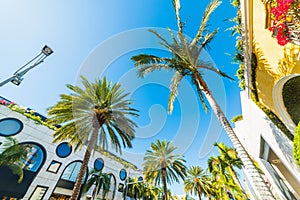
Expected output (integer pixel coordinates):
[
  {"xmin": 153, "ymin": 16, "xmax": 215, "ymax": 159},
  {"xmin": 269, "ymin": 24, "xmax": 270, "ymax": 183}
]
[
  {"xmin": 61, "ymin": 161, "xmax": 86, "ymax": 183},
  {"xmin": 94, "ymin": 158, "xmax": 104, "ymax": 171},
  {"xmin": 138, "ymin": 176, "xmax": 143, "ymax": 182},
  {"xmin": 0, "ymin": 118, "xmax": 23, "ymax": 136},
  {"xmin": 119, "ymin": 169, "xmax": 127, "ymax": 181},
  {"xmin": 56, "ymin": 142, "xmax": 72, "ymax": 158}
]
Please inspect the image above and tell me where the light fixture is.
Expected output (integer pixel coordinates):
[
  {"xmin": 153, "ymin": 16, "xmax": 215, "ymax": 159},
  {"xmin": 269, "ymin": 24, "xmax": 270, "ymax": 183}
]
[
  {"xmin": 0, "ymin": 45, "xmax": 53, "ymax": 87},
  {"xmin": 11, "ymin": 76, "xmax": 23, "ymax": 86},
  {"xmin": 42, "ymin": 45, "xmax": 53, "ymax": 56}
]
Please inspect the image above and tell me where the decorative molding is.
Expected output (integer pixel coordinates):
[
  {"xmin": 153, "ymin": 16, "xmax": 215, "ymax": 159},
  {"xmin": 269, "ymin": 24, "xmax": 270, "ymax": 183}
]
[{"xmin": 272, "ymin": 74, "xmax": 299, "ymax": 133}]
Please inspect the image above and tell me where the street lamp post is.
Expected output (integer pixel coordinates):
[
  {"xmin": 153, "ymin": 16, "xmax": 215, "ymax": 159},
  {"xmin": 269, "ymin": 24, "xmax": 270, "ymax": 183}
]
[{"xmin": 0, "ymin": 45, "xmax": 53, "ymax": 87}]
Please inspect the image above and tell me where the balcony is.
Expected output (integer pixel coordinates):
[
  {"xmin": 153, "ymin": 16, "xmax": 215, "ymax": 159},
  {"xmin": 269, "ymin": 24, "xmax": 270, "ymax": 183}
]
[{"xmin": 286, "ymin": 11, "xmax": 300, "ymax": 45}]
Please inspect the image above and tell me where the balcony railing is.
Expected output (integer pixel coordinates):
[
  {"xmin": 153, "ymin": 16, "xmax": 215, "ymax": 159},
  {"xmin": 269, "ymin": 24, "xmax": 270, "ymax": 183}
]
[{"xmin": 286, "ymin": 11, "xmax": 300, "ymax": 45}]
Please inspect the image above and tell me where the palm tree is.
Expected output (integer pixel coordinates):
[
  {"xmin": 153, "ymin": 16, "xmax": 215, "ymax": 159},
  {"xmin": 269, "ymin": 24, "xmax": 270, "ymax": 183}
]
[
  {"xmin": 214, "ymin": 142, "xmax": 247, "ymax": 198},
  {"xmin": 82, "ymin": 169, "xmax": 111, "ymax": 200},
  {"xmin": 47, "ymin": 76, "xmax": 139, "ymax": 200},
  {"xmin": 184, "ymin": 166, "xmax": 211, "ymax": 200},
  {"xmin": 208, "ymin": 156, "xmax": 244, "ymax": 200},
  {"xmin": 123, "ymin": 176, "xmax": 142, "ymax": 199},
  {"xmin": 0, "ymin": 137, "xmax": 31, "ymax": 183},
  {"xmin": 142, "ymin": 139, "xmax": 186, "ymax": 200},
  {"xmin": 131, "ymin": 0, "xmax": 274, "ymax": 198},
  {"xmin": 142, "ymin": 183, "xmax": 161, "ymax": 200}
]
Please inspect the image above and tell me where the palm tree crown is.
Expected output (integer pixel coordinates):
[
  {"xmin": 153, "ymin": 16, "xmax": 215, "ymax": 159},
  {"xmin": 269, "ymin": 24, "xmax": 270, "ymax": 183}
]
[
  {"xmin": 184, "ymin": 166, "xmax": 211, "ymax": 200},
  {"xmin": 47, "ymin": 76, "xmax": 139, "ymax": 200},
  {"xmin": 143, "ymin": 139, "xmax": 186, "ymax": 200},
  {"xmin": 48, "ymin": 76, "xmax": 138, "ymax": 152}
]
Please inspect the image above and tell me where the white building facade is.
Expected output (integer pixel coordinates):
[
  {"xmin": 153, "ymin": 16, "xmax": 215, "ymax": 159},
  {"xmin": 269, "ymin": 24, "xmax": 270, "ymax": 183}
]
[{"xmin": 0, "ymin": 97, "xmax": 142, "ymax": 200}]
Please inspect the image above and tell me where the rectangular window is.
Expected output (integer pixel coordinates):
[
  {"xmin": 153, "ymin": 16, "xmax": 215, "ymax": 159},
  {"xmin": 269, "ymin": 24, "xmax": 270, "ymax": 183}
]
[
  {"xmin": 29, "ymin": 185, "xmax": 48, "ymax": 200},
  {"xmin": 46, "ymin": 160, "xmax": 62, "ymax": 174}
]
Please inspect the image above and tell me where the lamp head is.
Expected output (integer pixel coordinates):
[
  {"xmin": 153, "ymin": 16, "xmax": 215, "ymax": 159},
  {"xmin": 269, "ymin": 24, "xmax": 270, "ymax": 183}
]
[
  {"xmin": 11, "ymin": 76, "xmax": 23, "ymax": 86},
  {"xmin": 42, "ymin": 45, "xmax": 53, "ymax": 56}
]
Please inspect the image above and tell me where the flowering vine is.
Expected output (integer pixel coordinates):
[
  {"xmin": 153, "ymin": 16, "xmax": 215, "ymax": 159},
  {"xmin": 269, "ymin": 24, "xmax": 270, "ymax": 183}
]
[{"xmin": 270, "ymin": 0, "xmax": 299, "ymax": 46}]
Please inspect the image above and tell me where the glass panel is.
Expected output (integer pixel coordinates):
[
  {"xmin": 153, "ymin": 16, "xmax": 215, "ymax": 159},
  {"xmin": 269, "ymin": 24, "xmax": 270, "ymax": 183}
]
[
  {"xmin": 94, "ymin": 158, "xmax": 104, "ymax": 171},
  {"xmin": 23, "ymin": 144, "xmax": 44, "ymax": 172},
  {"xmin": 47, "ymin": 160, "xmax": 61, "ymax": 173},
  {"xmin": 0, "ymin": 118, "xmax": 23, "ymax": 136},
  {"xmin": 29, "ymin": 186, "xmax": 48, "ymax": 200},
  {"xmin": 56, "ymin": 142, "xmax": 72, "ymax": 158},
  {"xmin": 119, "ymin": 169, "xmax": 127, "ymax": 181},
  {"xmin": 138, "ymin": 176, "xmax": 143, "ymax": 182},
  {"xmin": 61, "ymin": 161, "xmax": 86, "ymax": 183}
]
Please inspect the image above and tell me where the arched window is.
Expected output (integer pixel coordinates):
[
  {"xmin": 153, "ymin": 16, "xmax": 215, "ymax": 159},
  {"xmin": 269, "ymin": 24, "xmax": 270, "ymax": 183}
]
[
  {"xmin": 0, "ymin": 142, "xmax": 46, "ymax": 199},
  {"xmin": 107, "ymin": 173, "xmax": 116, "ymax": 200},
  {"xmin": 51, "ymin": 161, "xmax": 88, "ymax": 199},
  {"xmin": 61, "ymin": 161, "xmax": 87, "ymax": 183}
]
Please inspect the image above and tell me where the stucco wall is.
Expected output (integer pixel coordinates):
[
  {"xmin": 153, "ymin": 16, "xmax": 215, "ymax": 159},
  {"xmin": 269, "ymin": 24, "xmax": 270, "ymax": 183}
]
[{"xmin": 252, "ymin": 0, "xmax": 300, "ymax": 117}]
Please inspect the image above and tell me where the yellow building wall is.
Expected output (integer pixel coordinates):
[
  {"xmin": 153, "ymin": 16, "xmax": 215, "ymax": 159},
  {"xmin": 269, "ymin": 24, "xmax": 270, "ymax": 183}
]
[{"xmin": 251, "ymin": 0, "xmax": 300, "ymax": 115}]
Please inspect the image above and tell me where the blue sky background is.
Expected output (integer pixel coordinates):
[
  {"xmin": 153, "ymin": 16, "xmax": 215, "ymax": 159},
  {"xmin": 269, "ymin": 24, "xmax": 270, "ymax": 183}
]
[{"xmin": 0, "ymin": 0, "xmax": 242, "ymax": 195}]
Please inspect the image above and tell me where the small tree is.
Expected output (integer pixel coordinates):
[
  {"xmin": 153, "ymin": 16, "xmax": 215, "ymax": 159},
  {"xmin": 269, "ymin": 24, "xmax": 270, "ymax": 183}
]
[{"xmin": 0, "ymin": 137, "xmax": 31, "ymax": 183}]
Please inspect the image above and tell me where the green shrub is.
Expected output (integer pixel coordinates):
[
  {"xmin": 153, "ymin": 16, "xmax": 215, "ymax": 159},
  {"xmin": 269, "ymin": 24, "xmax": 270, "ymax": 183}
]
[
  {"xmin": 293, "ymin": 122, "xmax": 300, "ymax": 167},
  {"xmin": 252, "ymin": 100, "xmax": 294, "ymax": 140},
  {"xmin": 7, "ymin": 104, "xmax": 57, "ymax": 130},
  {"xmin": 232, "ymin": 115, "xmax": 243, "ymax": 123},
  {"xmin": 250, "ymin": 50, "xmax": 293, "ymax": 141}
]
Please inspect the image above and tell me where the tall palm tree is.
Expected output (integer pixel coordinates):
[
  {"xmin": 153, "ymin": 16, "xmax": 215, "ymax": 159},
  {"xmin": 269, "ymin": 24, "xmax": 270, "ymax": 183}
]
[
  {"xmin": 82, "ymin": 169, "xmax": 111, "ymax": 200},
  {"xmin": 143, "ymin": 139, "xmax": 186, "ymax": 200},
  {"xmin": 131, "ymin": 0, "xmax": 274, "ymax": 198},
  {"xmin": 184, "ymin": 166, "xmax": 211, "ymax": 200},
  {"xmin": 47, "ymin": 76, "xmax": 139, "ymax": 200},
  {"xmin": 0, "ymin": 137, "xmax": 31, "ymax": 183}
]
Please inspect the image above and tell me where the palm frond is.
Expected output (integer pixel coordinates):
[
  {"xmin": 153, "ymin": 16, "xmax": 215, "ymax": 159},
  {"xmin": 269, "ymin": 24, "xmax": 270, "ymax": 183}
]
[
  {"xmin": 171, "ymin": 0, "xmax": 183, "ymax": 33},
  {"xmin": 191, "ymin": 0, "xmax": 221, "ymax": 46},
  {"xmin": 168, "ymin": 71, "xmax": 184, "ymax": 114},
  {"xmin": 198, "ymin": 61, "xmax": 234, "ymax": 80}
]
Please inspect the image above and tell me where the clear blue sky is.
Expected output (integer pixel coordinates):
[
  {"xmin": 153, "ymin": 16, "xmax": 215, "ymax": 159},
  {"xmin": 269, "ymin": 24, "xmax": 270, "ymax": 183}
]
[{"xmin": 0, "ymin": 0, "xmax": 241, "ymax": 195}]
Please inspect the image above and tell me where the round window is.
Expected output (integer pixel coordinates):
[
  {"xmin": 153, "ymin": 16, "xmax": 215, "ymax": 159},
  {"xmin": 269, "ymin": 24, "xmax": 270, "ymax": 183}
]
[
  {"xmin": 138, "ymin": 176, "xmax": 143, "ymax": 182},
  {"xmin": 94, "ymin": 158, "xmax": 104, "ymax": 171},
  {"xmin": 119, "ymin": 169, "xmax": 127, "ymax": 181},
  {"xmin": 0, "ymin": 118, "xmax": 23, "ymax": 136},
  {"xmin": 56, "ymin": 142, "xmax": 72, "ymax": 158}
]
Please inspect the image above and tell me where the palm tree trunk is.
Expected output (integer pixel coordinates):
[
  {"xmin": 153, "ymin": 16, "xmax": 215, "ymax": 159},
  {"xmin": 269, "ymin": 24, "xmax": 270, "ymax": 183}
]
[
  {"xmin": 198, "ymin": 192, "xmax": 202, "ymax": 200},
  {"xmin": 71, "ymin": 126, "xmax": 100, "ymax": 200},
  {"xmin": 162, "ymin": 167, "xmax": 168, "ymax": 200},
  {"xmin": 194, "ymin": 73, "xmax": 275, "ymax": 200}
]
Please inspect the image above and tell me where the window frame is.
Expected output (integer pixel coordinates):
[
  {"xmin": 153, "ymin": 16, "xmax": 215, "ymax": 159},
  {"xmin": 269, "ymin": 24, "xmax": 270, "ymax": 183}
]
[
  {"xmin": 0, "ymin": 117, "xmax": 23, "ymax": 137},
  {"xmin": 46, "ymin": 160, "xmax": 62, "ymax": 174},
  {"xmin": 29, "ymin": 185, "xmax": 48, "ymax": 200},
  {"xmin": 55, "ymin": 142, "xmax": 72, "ymax": 158}
]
